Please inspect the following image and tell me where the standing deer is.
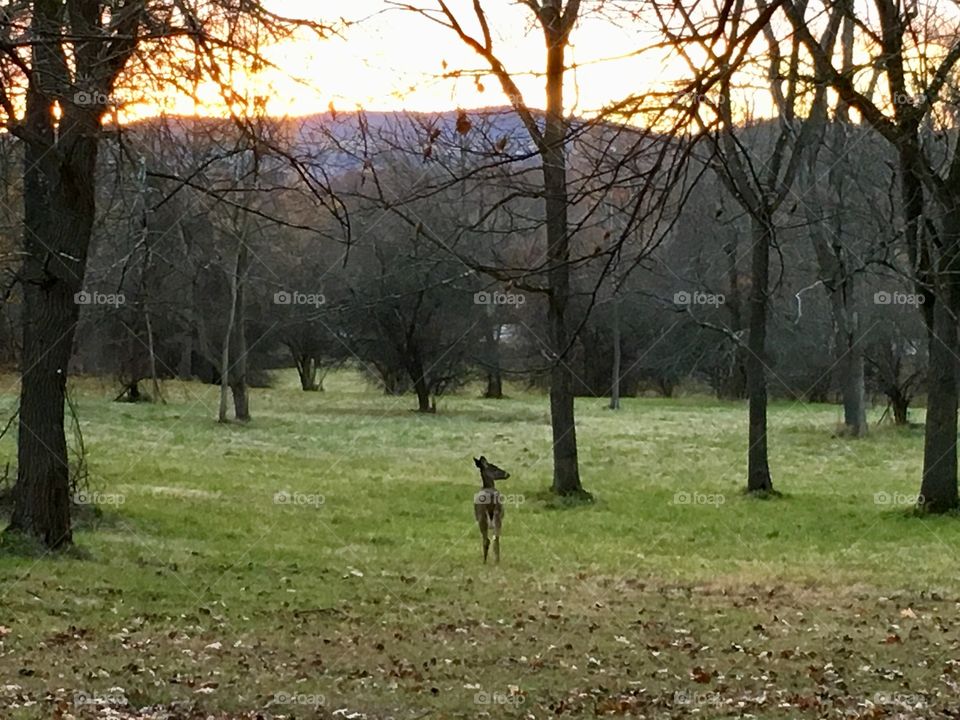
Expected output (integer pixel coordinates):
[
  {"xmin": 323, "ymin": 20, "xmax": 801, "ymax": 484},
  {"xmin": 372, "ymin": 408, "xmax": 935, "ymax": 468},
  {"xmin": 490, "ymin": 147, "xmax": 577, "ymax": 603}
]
[{"xmin": 473, "ymin": 456, "xmax": 510, "ymax": 563}]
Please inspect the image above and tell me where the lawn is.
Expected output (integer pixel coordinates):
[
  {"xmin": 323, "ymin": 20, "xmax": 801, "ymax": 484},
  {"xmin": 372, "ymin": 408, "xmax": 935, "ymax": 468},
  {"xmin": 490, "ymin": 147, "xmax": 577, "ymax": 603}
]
[{"xmin": 0, "ymin": 371, "xmax": 956, "ymax": 719}]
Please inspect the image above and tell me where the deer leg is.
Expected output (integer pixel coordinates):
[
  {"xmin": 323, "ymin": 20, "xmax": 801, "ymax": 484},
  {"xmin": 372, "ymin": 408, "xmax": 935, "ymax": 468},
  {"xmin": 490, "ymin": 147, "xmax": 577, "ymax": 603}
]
[
  {"xmin": 478, "ymin": 516, "xmax": 490, "ymax": 563},
  {"xmin": 493, "ymin": 513, "xmax": 502, "ymax": 564}
]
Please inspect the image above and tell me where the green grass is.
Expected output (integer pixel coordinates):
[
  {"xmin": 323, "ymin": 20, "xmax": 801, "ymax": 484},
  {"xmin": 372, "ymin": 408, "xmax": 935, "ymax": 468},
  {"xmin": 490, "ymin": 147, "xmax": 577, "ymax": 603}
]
[{"xmin": 0, "ymin": 371, "xmax": 956, "ymax": 718}]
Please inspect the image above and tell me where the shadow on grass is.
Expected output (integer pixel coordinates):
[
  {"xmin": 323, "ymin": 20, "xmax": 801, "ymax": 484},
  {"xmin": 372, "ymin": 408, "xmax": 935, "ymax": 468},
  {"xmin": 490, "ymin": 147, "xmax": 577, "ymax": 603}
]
[
  {"xmin": 0, "ymin": 528, "xmax": 91, "ymax": 559},
  {"xmin": 0, "ymin": 503, "xmax": 124, "ymax": 559},
  {"xmin": 531, "ymin": 488, "xmax": 598, "ymax": 510},
  {"xmin": 744, "ymin": 488, "xmax": 786, "ymax": 500}
]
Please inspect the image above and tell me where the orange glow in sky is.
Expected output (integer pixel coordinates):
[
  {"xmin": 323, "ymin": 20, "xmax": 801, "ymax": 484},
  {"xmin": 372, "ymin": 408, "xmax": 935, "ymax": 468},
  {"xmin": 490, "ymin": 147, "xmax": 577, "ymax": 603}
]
[{"xmin": 126, "ymin": 0, "xmax": 678, "ymax": 119}]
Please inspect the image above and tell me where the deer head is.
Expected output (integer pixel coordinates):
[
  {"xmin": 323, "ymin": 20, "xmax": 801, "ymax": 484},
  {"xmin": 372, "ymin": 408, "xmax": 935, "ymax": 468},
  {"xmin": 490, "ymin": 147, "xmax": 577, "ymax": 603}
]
[{"xmin": 474, "ymin": 456, "xmax": 510, "ymax": 488}]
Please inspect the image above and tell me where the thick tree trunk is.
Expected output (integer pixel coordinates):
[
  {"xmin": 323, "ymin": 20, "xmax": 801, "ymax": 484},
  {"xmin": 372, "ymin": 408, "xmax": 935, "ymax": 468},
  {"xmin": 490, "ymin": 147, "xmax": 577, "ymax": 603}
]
[
  {"xmin": 543, "ymin": 6, "xmax": 583, "ymax": 496},
  {"xmin": 919, "ymin": 206, "xmax": 960, "ymax": 512},
  {"xmin": 413, "ymin": 377, "xmax": 433, "ymax": 413},
  {"xmin": 746, "ymin": 217, "xmax": 773, "ymax": 493},
  {"xmin": 839, "ymin": 332, "xmax": 867, "ymax": 435},
  {"xmin": 7, "ymin": 82, "xmax": 101, "ymax": 548},
  {"xmin": 892, "ymin": 392, "xmax": 910, "ymax": 425},
  {"xmin": 9, "ymin": 281, "xmax": 77, "ymax": 548}
]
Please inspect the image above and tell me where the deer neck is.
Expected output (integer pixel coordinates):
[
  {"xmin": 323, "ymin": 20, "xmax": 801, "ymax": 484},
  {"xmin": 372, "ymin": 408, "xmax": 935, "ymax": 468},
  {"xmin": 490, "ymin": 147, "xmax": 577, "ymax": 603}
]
[{"xmin": 480, "ymin": 475, "xmax": 497, "ymax": 490}]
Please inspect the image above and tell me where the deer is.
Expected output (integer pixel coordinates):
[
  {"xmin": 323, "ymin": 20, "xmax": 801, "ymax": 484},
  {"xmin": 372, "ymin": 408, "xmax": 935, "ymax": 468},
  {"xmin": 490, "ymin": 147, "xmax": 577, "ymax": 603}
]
[{"xmin": 473, "ymin": 456, "xmax": 510, "ymax": 563}]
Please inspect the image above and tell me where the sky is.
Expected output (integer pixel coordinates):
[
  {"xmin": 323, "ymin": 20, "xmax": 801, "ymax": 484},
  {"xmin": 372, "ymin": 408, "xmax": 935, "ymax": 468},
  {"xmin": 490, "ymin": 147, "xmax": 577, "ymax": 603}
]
[{"xmin": 143, "ymin": 0, "xmax": 679, "ymax": 118}]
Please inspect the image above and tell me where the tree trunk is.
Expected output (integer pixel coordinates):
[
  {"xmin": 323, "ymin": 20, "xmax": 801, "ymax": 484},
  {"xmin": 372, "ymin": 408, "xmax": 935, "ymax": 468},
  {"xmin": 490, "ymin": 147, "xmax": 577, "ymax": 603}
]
[
  {"xmin": 296, "ymin": 354, "xmax": 320, "ymax": 391},
  {"xmin": 230, "ymin": 243, "xmax": 250, "ymax": 422},
  {"xmin": 839, "ymin": 330, "xmax": 867, "ymax": 435},
  {"xmin": 543, "ymin": 5, "xmax": 583, "ymax": 495},
  {"xmin": 720, "ymin": 236, "xmax": 747, "ymax": 400},
  {"xmin": 746, "ymin": 216, "xmax": 773, "ymax": 493},
  {"xmin": 609, "ymin": 297, "xmax": 621, "ymax": 410},
  {"xmin": 919, "ymin": 206, "xmax": 960, "ymax": 512},
  {"xmin": 413, "ymin": 376, "xmax": 433, "ymax": 413},
  {"xmin": 484, "ymin": 319, "xmax": 503, "ymax": 399},
  {"xmin": 9, "ymin": 281, "xmax": 77, "ymax": 548},
  {"xmin": 891, "ymin": 391, "xmax": 909, "ymax": 425},
  {"xmin": 6, "ymin": 78, "xmax": 101, "ymax": 548},
  {"xmin": 218, "ymin": 252, "xmax": 238, "ymax": 423}
]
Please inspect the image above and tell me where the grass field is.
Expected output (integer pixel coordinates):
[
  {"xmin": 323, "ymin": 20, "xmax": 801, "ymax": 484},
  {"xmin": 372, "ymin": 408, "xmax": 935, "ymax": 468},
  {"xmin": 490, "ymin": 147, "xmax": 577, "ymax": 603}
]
[{"xmin": 0, "ymin": 371, "xmax": 957, "ymax": 719}]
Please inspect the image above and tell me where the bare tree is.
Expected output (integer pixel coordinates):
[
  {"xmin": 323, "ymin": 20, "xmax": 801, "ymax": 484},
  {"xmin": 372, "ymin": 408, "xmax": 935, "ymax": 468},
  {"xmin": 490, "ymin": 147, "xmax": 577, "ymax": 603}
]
[
  {"xmin": 1, "ymin": 1, "xmax": 329, "ymax": 548},
  {"xmin": 783, "ymin": 0, "xmax": 960, "ymax": 510}
]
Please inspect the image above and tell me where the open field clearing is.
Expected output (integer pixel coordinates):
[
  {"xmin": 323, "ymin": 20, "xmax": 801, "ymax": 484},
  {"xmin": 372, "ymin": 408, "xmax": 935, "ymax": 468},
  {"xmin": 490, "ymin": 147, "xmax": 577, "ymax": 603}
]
[{"xmin": 0, "ymin": 373, "xmax": 955, "ymax": 719}]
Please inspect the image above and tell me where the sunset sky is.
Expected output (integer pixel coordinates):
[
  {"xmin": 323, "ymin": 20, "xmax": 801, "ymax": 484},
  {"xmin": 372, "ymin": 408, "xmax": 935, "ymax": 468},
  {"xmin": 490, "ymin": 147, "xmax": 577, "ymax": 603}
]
[{"xmin": 148, "ymin": 0, "xmax": 680, "ymax": 118}]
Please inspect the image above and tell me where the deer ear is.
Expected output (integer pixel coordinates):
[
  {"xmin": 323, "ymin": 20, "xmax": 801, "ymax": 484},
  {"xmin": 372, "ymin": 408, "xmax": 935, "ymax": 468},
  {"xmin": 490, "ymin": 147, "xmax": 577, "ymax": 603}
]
[{"xmin": 474, "ymin": 457, "xmax": 482, "ymax": 467}]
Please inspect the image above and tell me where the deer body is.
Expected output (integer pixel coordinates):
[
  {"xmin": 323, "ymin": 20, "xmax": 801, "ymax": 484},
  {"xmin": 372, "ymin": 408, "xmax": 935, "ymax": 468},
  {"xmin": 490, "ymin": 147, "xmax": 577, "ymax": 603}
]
[{"xmin": 473, "ymin": 456, "xmax": 510, "ymax": 563}]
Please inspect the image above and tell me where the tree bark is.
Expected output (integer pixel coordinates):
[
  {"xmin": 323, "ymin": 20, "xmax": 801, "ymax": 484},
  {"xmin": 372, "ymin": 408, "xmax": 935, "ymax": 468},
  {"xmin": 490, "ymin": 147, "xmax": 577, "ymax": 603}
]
[
  {"xmin": 483, "ymin": 318, "xmax": 503, "ymax": 399},
  {"xmin": 218, "ymin": 248, "xmax": 238, "ymax": 423},
  {"xmin": 746, "ymin": 216, "xmax": 773, "ymax": 493},
  {"xmin": 609, "ymin": 297, "xmax": 621, "ymax": 410},
  {"xmin": 919, "ymin": 205, "xmax": 960, "ymax": 512},
  {"xmin": 230, "ymin": 243, "xmax": 250, "ymax": 422},
  {"xmin": 413, "ymin": 375, "xmax": 433, "ymax": 413},
  {"xmin": 543, "ymin": 2, "xmax": 583, "ymax": 495},
  {"xmin": 720, "ymin": 236, "xmax": 747, "ymax": 400},
  {"xmin": 296, "ymin": 354, "xmax": 320, "ymax": 391},
  {"xmin": 6, "ymin": 21, "xmax": 104, "ymax": 546}
]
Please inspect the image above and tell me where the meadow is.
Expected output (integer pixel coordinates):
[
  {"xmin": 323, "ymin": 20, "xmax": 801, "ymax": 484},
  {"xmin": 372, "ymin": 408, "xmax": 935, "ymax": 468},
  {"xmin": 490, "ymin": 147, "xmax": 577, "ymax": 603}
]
[{"xmin": 0, "ymin": 371, "xmax": 956, "ymax": 719}]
